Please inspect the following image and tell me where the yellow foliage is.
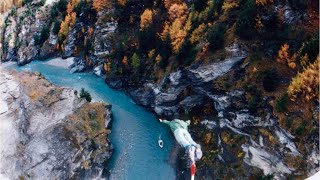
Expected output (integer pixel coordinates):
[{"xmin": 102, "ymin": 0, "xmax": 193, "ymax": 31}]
[
  {"xmin": 155, "ymin": 54, "xmax": 162, "ymax": 63},
  {"xmin": 140, "ymin": 9, "xmax": 153, "ymax": 30},
  {"xmin": 277, "ymin": 43, "xmax": 297, "ymax": 69},
  {"xmin": 169, "ymin": 18, "xmax": 187, "ymax": 53},
  {"xmin": 148, "ymin": 49, "xmax": 155, "ymax": 59},
  {"xmin": 300, "ymin": 53, "xmax": 309, "ymax": 68},
  {"xmin": 59, "ymin": 20, "xmax": 69, "ymax": 39},
  {"xmin": 158, "ymin": 21, "xmax": 170, "ymax": 41},
  {"xmin": 222, "ymin": 1, "xmax": 239, "ymax": 12},
  {"xmin": 70, "ymin": 12, "xmax": 77, "ymax": 27},
  {"xmin": 288, "ymin": 56, "xmax": 319, "ymax": 101},
  {"xmin": 104, "ymin": 61, "xmax": 111, "ymax": 72},
  {"xmin": 190, "ymin": 23, "xmax": 206, "ymax": 44},
  {"xmin": 58, "ymin": 12, "xmax": 77, "ymax": 40},
  {"xmin": 92, "ymin": 0, "xmax": 112, "ymax": 12}
]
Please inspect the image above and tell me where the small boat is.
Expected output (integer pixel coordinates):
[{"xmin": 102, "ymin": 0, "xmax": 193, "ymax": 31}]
[{"xmin": 158, "ymin": 135, "xmax": 164, "ymax": 148}]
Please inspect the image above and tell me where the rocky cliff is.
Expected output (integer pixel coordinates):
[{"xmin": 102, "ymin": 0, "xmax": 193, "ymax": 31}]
[{"xmin": 0, "ymin": 68, "xmax": 113, "ymax": 179}]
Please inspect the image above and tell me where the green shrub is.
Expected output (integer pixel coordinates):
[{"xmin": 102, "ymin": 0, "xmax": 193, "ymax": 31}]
[
  {"xmin": 131, "ymin": 53, "xmax": 140, "ymax": 70},
  {"xmin": 194, "ymin": 0, "xmax": 208, "ymax": 12},
  {"xmin": 80, "ymin": 88, "xmax": 92, "ymax": 102},
  {"xmin": 248, "ymin": 93, "xmax": 262, "ymax": 111},
  {"xmin": 299, "ymin": 32, "xmax": 319, "ymax": 63},
  {"xmin": 214, "ymin": 0, "xmax": 224, "ymax": 15},
  {"xmin": 235, "ymin": 0, "xmax": 257, "ymax": 39},
  {"xmin": 52, "ymin": 21, "xmax": 61, "ymax": 35},
  {"xmin": 208, "ymin": 23, "xmax": 226, "ymax": 52},
  {"xmin": 276, "ymin": 94, "xmax": 288, "ymax": 112},
  {"xmin": 258, "ymin": 174, "xmax": 274, "ymax": 180},
  {"xmin": 295, "ymin": 121, "xmax": 307, "ymax": 135}
]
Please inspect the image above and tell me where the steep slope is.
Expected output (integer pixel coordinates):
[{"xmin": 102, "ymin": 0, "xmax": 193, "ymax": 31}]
[{"xmin": 0, "ymin": 68, "xmax": 113, "ymax": 179}]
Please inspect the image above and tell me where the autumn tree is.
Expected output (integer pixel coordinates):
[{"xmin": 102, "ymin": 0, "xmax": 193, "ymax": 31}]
[
  {"xmin": 277, "ymin": 43, "xmax": 290, "ymax": 64},
  {"xmin": 288, "ymin": 56, "xmax": 319, "ymax": 101},
  {"xmin": 163, "ymin": 0, "xmax": 182, "ymax": 9},
  {"xmin": 140, "ymin": 9, "xmax": 153, "ymax": 30},
  {"xmin": 158, "ymin": 2, "xmax": 190, "ymax": 53},
  {"xmin": 168, "ymin": 3, "xmax": 188, "ymax": 22},
  {"xmin": 255, "ymin": 0, "xmax": 273, "ymax": 6},
  {"xmin": 58, "ymin": 0, "xmax": 78, "ymax": 45},
  {"xmin": 118, "ymin": 0, "xmax": 126, "ymax": 6},
  {"xmin": 0, "ymin": 0, "xmax": 23, "ymax": 13},
  {"xmin": 169, "ymin": 19, "xmax": 187, "ymax": 53},
  {"xmin": 122, "ymin": 56, "xmax": 128, "ymax": 66},
  {"xmin": 190, "ymin": 23, "xmax": 206, "ymax": 44},
  {"xmin": 92, "ymin": 0, "xmax": 112, "ymax": 12},
  {"xmin": 276, "ymin": 44, "xmax": 297, "ymax": 69},
  {"xmin": 222, "ymin": 1, "xmax": 239, "ymax": 13}
]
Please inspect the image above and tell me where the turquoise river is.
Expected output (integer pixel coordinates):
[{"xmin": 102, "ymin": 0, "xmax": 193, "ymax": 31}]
[{"xmin": 8, "ymin": 60, "xmax": 176, "ymax": 180}]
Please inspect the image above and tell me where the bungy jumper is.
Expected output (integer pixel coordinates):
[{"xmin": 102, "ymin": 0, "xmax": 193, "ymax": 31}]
[{"xmin": 160, "ymin": 119, "xmax": 203, "ymax": 180}]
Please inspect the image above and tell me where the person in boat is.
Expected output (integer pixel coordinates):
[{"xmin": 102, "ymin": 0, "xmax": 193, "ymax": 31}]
[
  {"xmin": 159, "ymin": 118, "xmax": 202, "ymax": 178},
  {"xmin": 158, "ymin": 134, "xmax": 164, "ymax": 148},
  {"xmin": 158, "ymin": 139, "xmax": 164, "ymax": 148}
]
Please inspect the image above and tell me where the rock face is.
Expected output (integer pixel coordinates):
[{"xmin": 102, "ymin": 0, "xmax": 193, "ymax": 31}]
[
  {"xmin": 128, "ymin": 45, "xmax": 247, "ymax": 118},
  {"xmin": 0, "ymin": 69, "xmax": 113, "ymax": 180},
  {"xmin": 0, "ymin": 1, "xmax": 117, "ymax": 71},
  {"xmin": 125, "ymin": 45, "xmax": 319, "ymax": 179},
  {"xmin": 0, "ymin": 1, "xmax": 57, "ymax": 65}
]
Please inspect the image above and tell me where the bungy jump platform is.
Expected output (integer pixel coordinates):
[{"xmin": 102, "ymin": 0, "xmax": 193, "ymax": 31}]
[{"xmin": 160, "ymin": 119, "xmax": 203, "ymax": 180}]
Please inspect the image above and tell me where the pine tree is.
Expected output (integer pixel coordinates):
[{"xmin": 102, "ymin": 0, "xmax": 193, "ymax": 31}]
[{"xmin": 131, "ymin": 53, "xmax": 140, "ymax": 69}]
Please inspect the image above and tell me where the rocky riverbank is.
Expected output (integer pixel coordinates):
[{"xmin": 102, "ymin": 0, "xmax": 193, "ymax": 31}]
[
  {"xmin": 109, "ymin": 44, "xmax": 319, "ymax": 179},
  {"xmin": 0, "ymin": 68, "xmax": 113, "ymax": 179}
]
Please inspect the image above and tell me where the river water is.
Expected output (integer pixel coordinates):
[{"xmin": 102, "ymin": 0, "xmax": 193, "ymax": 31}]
[{"xmin": 9, "ymin": 60, "xmax": 176, "ymax": 180}]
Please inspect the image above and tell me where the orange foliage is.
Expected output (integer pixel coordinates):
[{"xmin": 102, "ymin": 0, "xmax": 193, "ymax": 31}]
[
  {"xmin": 122, "ymin": 56, "xmax": 128, "ymax": 66},
  {"xmin": 158, "ymin": 21, "xmax": 170, "ymax": 41},
  {"xmin": 155, "ymin": 54, "xmax": 162, "ymax": 63},
  {"xmin": 169, "ymin": 18, "xmax": 187, "ymax": 53},
  {"xmin": 140, "ymin": 9, "xmax": 153, "ymax": 30},
  {"xmin": 163, "ymin": 0, "xmax": 182, "ymax": 9},
  {"xmin": 255, "ymin": 0, "xmax": 273, "ymax": 6},
  {"xmin": 92, "ymin": 0, "xmax": 112, "ymax": 12},
  {"xmin": 277, "ymin": 43, "xmax": 297, "ymax": 69},
  {"xmin": 0, "ymin": 0, "xmax": 23, "ymax": 13},
  {"xmin": 277, "ymin": 44, "xmax": 290, "ymax": 64},
  {"xmin": 168, "ymin": 3, "xmax": 188, "ymax": 22},
  {"xmin": 118, "ymin": 0, "xmax": 126, "ymax": 6}
]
